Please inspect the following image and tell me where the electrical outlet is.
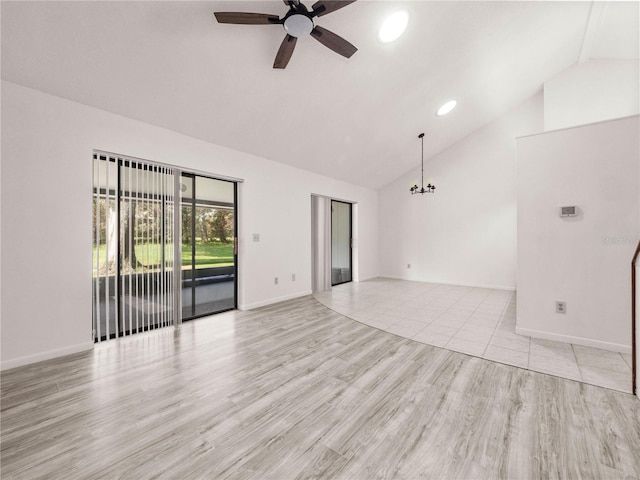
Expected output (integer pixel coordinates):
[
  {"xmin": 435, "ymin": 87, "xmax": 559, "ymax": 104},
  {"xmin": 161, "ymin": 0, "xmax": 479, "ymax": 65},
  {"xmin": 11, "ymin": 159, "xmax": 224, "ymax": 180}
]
[
  {"xmin": 556, "ymin": 301, "xmax": 566, "ymax": 314},
  {"xmin": 407, "ymin": 263, "xmax": 411, "ymax": 269},
  {"xmin": 253, "ymin": 233, "xmax": 260, "ymax": 242},
  {"xmin": 292, "ymin": 273, "xmax": 296, "ymax": 281},
  {"xmin": 274, "ymin": 277, "xmax": 278, "ymax": 285}
]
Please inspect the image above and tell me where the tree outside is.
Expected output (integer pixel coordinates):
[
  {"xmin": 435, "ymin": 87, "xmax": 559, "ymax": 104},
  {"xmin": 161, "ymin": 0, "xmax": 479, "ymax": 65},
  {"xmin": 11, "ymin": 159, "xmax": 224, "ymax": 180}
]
[{"xmin": 93, "ymin": 197, "xmax": 234, "ymax": 277}]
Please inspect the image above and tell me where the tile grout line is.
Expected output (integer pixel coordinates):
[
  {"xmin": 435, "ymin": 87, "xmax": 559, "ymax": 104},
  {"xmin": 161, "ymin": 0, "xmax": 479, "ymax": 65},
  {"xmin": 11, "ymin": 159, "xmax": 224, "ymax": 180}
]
[
  {"xmin": 443, "ymin": 287, "xmax": 494, "ymax": 353},
  {"xmin": 480, "ymin": 289, "xmax": 514, "ymax": 359}
]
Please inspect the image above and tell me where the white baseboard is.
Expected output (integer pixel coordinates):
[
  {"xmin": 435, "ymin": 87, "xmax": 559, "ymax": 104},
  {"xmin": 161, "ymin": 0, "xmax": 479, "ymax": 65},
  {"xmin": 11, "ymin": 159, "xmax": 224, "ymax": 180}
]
[
  {"xmin": 355, "ymin": 275, "xmax": 379, "ymax": 282},
  {"xmin": 516, "ymin": 327, "xmax": 632, "ymax": 354},
  {"xmin": 239, "ymin": 290, "xmax": 313, "ymax": 311},
  {"xmin": 379, "ymin": 274, "xmax": 516, "ymax": 292},
  {"xmin": 1, "ymin": 341, "xmax": 94, "ymax": 371}
]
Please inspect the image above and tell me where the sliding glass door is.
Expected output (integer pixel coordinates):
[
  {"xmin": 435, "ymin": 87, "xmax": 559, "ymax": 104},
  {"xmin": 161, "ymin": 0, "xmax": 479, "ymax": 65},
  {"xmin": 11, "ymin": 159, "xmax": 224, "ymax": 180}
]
[
  {"xmin": 181, "ymin": 174, "xmax": 237, "ymax": 320},
  {"xmin": 331, "ymin": 200, "xmax": 352, "ymax": 286},
  {"xmin": 93, "ymin": 153, "xmax": 238, "ymax": 342}
]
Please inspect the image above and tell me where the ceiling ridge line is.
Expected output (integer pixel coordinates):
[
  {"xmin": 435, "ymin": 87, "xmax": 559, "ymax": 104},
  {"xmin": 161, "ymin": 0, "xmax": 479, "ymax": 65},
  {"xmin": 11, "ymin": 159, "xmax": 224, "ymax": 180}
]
[{"xmin": 578, "ymin": 1, "xmax": 606, "ymax": 64}]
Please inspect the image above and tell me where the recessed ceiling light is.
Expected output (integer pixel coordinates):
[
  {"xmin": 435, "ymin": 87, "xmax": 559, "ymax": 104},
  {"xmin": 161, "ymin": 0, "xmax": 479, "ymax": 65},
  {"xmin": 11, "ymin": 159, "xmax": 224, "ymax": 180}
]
[
  {"xmin": 436, "ymin": 100, "xmax": 457, "ymax": 116},
  {"xmin": 378, "ymin": 11, "xmax": 409, "ymax": 43}
]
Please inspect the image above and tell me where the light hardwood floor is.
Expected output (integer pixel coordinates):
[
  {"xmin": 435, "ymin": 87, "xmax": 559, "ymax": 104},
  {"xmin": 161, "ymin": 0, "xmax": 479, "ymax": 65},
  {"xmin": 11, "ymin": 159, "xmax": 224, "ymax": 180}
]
[{"xmin": 2, "ymin": 296, "xmax": 639, "ymax": 479}]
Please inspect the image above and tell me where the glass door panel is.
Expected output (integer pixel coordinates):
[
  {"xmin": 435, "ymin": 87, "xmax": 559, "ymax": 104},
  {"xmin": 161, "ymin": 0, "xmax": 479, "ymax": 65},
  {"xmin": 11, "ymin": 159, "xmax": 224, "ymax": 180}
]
[
  {"xmin": 331, "ymin": 200, "xmax": 352, "ymax": 286},
  {"xmin": 181, "ymin": 174, "xmax": 237, "ymax": 319}
]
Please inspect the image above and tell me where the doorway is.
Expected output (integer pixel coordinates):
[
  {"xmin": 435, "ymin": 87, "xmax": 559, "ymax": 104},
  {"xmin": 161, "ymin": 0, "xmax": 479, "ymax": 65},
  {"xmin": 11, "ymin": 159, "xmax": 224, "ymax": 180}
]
[{"xmin": 331, "ymin": 200, "xmax": 352, "ymax": 286}]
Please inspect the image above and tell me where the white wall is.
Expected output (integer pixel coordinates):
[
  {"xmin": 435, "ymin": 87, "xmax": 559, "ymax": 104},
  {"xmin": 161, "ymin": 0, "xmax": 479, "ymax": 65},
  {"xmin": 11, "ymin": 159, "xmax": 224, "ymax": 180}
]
[
  {"xmin": 544, "ymin": 59, "xmax": 639, "ymax": 131},
  {"xmin": 378, "ymin": 94, "xmax": 543, "ymax": 290},
  {"xmin": 0, "ymin": 81, "xmax": 379, "ymax": 369},
  {"xmin": 516, "ymin": 115, "xmax": 639, "ymax": 353}
]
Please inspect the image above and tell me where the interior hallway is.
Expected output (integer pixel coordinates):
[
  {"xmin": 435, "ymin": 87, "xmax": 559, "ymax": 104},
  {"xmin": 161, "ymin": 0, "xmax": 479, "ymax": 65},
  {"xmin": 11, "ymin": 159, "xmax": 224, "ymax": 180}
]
[{"xmin": 314, "ymin": 278, "xmax": 633, "ymax": 393}]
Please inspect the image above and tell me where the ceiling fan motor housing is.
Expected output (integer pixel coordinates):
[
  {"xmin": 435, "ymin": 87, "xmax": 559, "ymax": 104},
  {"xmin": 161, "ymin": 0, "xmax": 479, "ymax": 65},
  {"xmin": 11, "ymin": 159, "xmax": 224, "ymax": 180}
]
[{"xmin": 284, "ymin": 14, "xmax": 314, "ymax": 37}]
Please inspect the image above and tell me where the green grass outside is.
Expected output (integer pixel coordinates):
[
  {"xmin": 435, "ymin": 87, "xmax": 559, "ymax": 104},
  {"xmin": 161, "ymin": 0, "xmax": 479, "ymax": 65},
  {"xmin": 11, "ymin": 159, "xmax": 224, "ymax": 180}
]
[{"xmin": 93, "ymin": 241, "xmax": 234, "ymax": 271}]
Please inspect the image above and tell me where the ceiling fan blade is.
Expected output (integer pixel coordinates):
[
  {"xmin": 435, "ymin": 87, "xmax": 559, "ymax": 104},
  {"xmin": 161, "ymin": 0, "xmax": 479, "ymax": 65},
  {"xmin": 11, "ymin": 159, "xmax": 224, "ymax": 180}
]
[
  {"xmin": 214, "ymin": 12, "xmax": 280, "ymax": 25},
  {"xmin": 274, "ymin": 34, "xmax": 297, "ymax": 69},
  {"xmin": 311, "ymin": 1, "xmax": 356, "ymax": 17},
  {"xmin": 310, "ymin": 26, "xmax": 357, "ymax": 58}
]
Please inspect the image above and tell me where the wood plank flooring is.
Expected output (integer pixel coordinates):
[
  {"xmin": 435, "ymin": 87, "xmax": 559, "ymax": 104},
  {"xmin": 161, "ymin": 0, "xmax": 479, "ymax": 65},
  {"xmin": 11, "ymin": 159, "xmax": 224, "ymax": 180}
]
[{"xmin": 2, "ymin": 296, "xmax": 640, "ymax": 479}]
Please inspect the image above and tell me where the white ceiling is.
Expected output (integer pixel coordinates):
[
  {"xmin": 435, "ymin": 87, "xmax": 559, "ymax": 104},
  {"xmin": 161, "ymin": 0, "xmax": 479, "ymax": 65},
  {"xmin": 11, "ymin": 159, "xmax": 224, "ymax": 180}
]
[{"xmin": 2, "ymin": 1, "xmax": 638, "ymax": 189}]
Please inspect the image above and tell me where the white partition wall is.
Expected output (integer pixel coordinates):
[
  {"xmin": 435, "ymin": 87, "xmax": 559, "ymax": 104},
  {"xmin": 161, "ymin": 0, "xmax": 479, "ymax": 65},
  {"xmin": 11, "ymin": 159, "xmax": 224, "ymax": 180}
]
[{"xmin": 516, "ymin": 115, "xmax": 640, "ymax": 352}]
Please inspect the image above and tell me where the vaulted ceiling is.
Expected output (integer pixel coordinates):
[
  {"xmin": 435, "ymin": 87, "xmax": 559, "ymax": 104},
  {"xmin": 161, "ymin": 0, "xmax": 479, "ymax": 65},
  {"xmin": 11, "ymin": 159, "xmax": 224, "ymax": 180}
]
[{"xmin": 2, "ymin": 1, "xmax": 638, "ymax": 189}]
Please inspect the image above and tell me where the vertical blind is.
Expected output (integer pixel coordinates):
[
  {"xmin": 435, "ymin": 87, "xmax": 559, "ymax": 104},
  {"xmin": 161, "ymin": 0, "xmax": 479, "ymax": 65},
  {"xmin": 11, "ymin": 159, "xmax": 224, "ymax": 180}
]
[
  {"xmin": 311, "ymin": 195, "xmax": 332, "ymax": 293},
  {"xmin": 92, "ymin": 153, "xmax": 178, "ymax": 342}
]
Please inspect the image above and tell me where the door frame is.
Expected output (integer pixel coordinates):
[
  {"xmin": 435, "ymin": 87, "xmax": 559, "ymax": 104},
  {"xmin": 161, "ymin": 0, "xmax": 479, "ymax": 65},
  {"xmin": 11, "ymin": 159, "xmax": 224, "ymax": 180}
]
[
  {"xmin": 180, "ymin": 173, "xmax": 238, "ymax": 321},
  {"xmin": 330, "ymin": 199, "xmax": 353, "ymax": 287},
  {"xmin": 92, "ymin": 151, "xmax": 242, "ymax": 343}
]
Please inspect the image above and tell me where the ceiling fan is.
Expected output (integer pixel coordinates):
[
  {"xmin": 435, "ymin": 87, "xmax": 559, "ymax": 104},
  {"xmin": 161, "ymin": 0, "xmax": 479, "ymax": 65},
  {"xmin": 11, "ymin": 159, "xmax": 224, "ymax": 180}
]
[{"xmin": 214, "ymin": 0, "xmax": 358, "ymax": 69}]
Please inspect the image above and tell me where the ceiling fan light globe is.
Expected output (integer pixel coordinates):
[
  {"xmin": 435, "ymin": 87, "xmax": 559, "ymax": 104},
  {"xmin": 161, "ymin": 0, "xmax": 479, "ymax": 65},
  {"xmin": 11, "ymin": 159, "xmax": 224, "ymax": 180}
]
[{"xmin": 284, "ymin": 14, "xmax": 313, "ymax": 37}]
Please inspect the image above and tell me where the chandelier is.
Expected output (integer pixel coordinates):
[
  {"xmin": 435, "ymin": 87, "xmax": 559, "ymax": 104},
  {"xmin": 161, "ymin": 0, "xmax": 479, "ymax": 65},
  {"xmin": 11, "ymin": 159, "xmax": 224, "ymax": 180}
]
[{"xmin": 410, "ymin": 133, "xmax": 436, "ymax": 195}]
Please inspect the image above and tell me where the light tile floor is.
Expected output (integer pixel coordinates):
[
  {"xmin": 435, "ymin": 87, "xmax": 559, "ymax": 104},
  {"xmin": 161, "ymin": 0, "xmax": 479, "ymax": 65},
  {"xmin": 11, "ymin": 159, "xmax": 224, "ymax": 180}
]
[{"xmin": 314, "ymin": 278, "xmax": 633, "ymax": 394}]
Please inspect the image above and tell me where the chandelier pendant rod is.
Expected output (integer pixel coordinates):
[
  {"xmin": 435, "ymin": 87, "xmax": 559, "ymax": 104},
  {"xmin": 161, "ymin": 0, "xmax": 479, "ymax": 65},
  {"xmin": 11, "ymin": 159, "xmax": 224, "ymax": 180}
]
[
  {"xmin": 409, "ymin": 132, "xmax": 435, "ymax": 195},
  {"xmin": 419, "ymin": 132, "xmax": 424, "ymax": 191}
]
